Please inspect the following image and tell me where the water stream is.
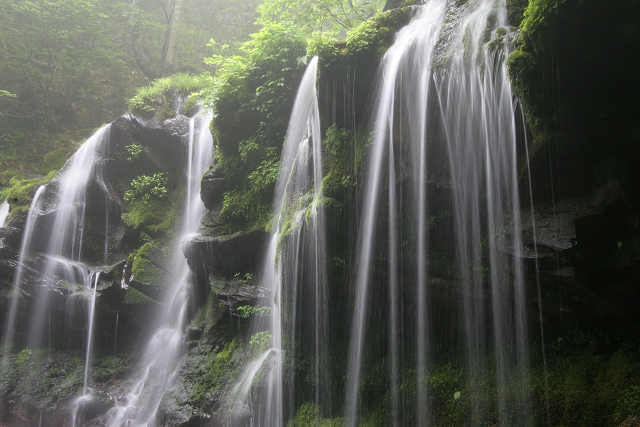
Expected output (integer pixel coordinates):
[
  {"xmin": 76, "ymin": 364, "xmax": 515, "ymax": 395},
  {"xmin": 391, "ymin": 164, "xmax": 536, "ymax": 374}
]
[
  {"xmin": 105, "ymin": 110, "xmax": 213, "ymax": 426},
  {"xmin": 346, "ymin": 0, "xmax": 531, "ymax": 424},
  {"xmin": 230, "ymin": 56, "xmax": 327, "ymax": 426},
  {"xmin": 0, "ymin": 200, "xmax": 9, "ymax": 229}
]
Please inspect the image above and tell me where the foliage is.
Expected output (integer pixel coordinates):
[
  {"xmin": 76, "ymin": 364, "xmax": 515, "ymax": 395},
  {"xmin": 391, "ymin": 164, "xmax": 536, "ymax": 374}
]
[
  {"xmin": 0, "ymin": 0, "xmax": 137, "ymax": 131},
  {"xmin": 122, "ymin": 195, "xmax": 176, "ymax": 234},
  {"xmin": 506, "ymin": 0, "xmax": 529, "ymax": 26},
  {"xmin": 249, "ymin": 331, "xmax": 272, "ymax": 356},
  {"xmin": 129, "ymin": 239, "xmax": 165, "ymax": 285},
  {"xmin": 236, "ymin": 305, "xmax": 272, "ymax": 319},
  {"xmin": 122, "ymin": 173, "xmax": 176, "ymax": 233},
  {"xmin": 202, "ymin": 23, "xmax": 308, "ymax": 233},
  {"xmin": 507, "ymin": 0, "xmax": 569, "ymax": 146},
  {"xmin": 127, "ymin": 73, "xmax": 210, "ymax": 117},
  {"xmin": 192, "ymin": 340, "xmax": 242, "ymax": 403},
  {"xmin": 427, "ymin": 364, "xmax": 466, "ymax": 423},
  {"xmin": 0, "ymin": 127, "xmax": 89, "ymax": 193},
  {"xmin": 536, "ymin": 349, "xmax": 640, "ymax": 426},
  {"xmin": 287, "ymin": 402, "xmax": 344, "ymax": 427},
  {"xmin": 257, "ymin": 0, "xmax": 385, "ymax": 37},
  {"xmin": 0, "ymin": 0, "xmax": 260, "ymax": 193},
  {"xmin": 91, "ymin": 355, "xmax": 129, "ymax": 382},
  {"xmin": 306, "ymin": 7, "xmax": 412, "ymax": 60},
  {"xmin": 200, "ymin": 3, "xmax": 412, "ymax": 235},
  {"xmin": 0, "ymin": 170, "xmax": 57, "ymax": 215},
  {"xmin": 126, "ymin": 144, "xmax": 143, "ymax": 161},
  {"xmin": 124, "ymin": 173, "xmax": 169, "ymax": 203},
  {"xmin": 1, "ymin": 349, "xmax": 85, "ymax": 409},
  {"xmin": 15, "ymin": 348, "xmax": 33, "ymax": 369},
  {"xmin": 124, "ymin": 286, "xmax": 155, "ymax": 304},
  {"xmin": 232, "ymin": 272, "xmax": 256, "ymax": 283}
]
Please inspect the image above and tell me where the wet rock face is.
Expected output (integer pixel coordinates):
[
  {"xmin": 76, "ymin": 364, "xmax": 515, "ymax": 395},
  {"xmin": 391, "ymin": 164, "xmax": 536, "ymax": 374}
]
[
  {"xmin": 0, "ymin": 113, "xmax": 192, "ymax": 366},
  {"xmin": 184, "ymin": 229, "xmax": 269, "ymax": 280},
  {"xmin": 211, "ymin": 278, "xmax": 268, "ymax": 311},
  {"xmin": 200, "ymin": 165, "xmax": 226, "ymax": 210},
  {"xmin": 105, "ymin": 115, "xmax": 187, "ymax": 194}
]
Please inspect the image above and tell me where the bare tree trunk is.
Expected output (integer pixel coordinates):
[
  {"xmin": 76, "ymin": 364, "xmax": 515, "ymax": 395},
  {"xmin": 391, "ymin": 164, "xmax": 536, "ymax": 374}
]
[{"xmin": 163, "ymin": 0, "xmax": 184, "ymax": 74}]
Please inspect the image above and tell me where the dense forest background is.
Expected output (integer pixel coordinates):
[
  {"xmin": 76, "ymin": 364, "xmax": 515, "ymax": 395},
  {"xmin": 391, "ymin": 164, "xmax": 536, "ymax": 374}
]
[{"xmin": 0, "ymin": 0, "xmax": 386, "ymax": 189}]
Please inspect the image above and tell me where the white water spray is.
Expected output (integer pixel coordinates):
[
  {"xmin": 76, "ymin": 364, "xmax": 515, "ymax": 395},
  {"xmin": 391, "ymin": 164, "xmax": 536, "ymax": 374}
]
[
  {"xmin": 0, "ymin": 200, "xmax": 9, "ymax": 228},
  {"xmin": 229, "ymin": 56, "xmax": 327, "ymax": 426}
]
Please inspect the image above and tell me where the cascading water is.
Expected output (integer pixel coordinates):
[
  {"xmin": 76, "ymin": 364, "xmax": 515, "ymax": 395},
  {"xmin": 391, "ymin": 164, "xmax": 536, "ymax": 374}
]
[
  {"xmin": 0, "ymin": 124, "xmax": 121, "ymax": 426},
  {"xmin": 434, "ymin": 2, "xmax": 530, "ymax": 423},
  {"xmin": 0, "ymin": 200, "xmax": 9, "ymax": 229},
  {"xmin": 230, "ymin": 56, "xmax": 327, "ymax": 426},
  {"xmin": 345, "ymin": 2, "xmax": 447, "ymax": 424},
  {"xmin": 1, "ymin": 125, "xmax": 114, "ymax": 375},
  {"xmin": 105, "ymin": 110, "xmax": 213, "ymax": 426},
  {"xmin": 0, "ymin": 186, "xmax": 46, "ymax": 373},
  {"xmin": 28, "ymin": 125, "xmax": 113, "ymax": 349},
  {"xmin": 346, "ymin": 0, "xmax": 532, "ymax": 425},
  {"xmin": 71, "ymin": 269, "xmax": 101, "ymax": 427}
]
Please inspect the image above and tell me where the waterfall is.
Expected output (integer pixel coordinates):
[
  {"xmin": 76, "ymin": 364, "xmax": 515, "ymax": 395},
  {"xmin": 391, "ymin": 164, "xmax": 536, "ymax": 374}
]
[
  {"xmin": 105, "ymin": 110, "xmax": 213, "ymax": 426},
  {"xmin": 230, "ymin": 56, "xmax": 327, "ymax": 426},
  {"xmin": 82, "ymin": 271, "xmax": 100, "ymax": 394},
  {"xmin": 346, "ymin": 0, "xmax": 531, "ymax": 425},
  {"xmin": 0, "ymin": 185, "xmax": 46, "ymax": 373},
  {"xmin": 1, "ymin": 124, "xmax": 114, "ymax": 375},
  {"xmin": 27, "ymin": 124, "xmax": 112, "ymax": 349},
  {"xmin": 345, "ymin": 2, "xmax": 447, "ymax": 424},
  {"xmin": 0, "ymin": 200, "xmax": 9, "ymax": 229}
]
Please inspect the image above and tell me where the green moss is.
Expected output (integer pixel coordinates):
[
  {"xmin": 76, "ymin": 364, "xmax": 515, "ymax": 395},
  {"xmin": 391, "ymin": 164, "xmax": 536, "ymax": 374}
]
[
  {"xmin": 615, "ymin": 385, "xmax": 640, "ymax": 425},
  {"xmin": 506, "ymin": 0, "xmax": 528, "ymax": 26},
  {"xmin": 306, "ymin": 7, "xmax": 413, "ymax": 67},
  {"xmin": 204, "ymin": 8, "xmax": 412, "ymax": 235},
  {"xmin": 219, "ymin": 189, "xmax": 272, "ymax": 233},
  {"xmin": 191, "ymin": 340, "xmax": 244, "ymax": 404},
  {"xmin": 0, "ymin": 128, "xmax": 88, "ymax": 192},
  {"xmin": 92, "ymin": 355, "xmax": 129, "ymax": 382},
  {"xmin": 249, "ymin": 331, "xmax": 271, "ymax": 356},
  {"xmin": 130, "ymin": 240, "xmax": 165, "ymax": 285},
  {"xmin": 124, "ymin": 286, "xmax": 155, "ymax": 305},
  {"xmin": 287, "ymin": 402, "xmax": 343, "ymax": 427},
  {"xmin": 507, "ymin": 0, "xmax": 570, "ymax": 144},
  {"xmin": 121, "ymin": 173, "xmax": 177, "ymax": 234},
  {"xmin": 345, "ymin": 8, "xmax": 413, "ymax": 57},
  {"xmin": 236, "ymin": 305, "xmax": 271, "ymax": 319},
  {"xmin": 122, "ymin": 198, "xmax": 175, "ymax": 232},
  {"xmin": 125, "ymin": 144, "xmax": 143, "ymax": 161},
  {"xmin": 201, "ymin": 24, "xmax": 308, "ymax": 234},
  {"xmin": 128, "ymin": 73, "xmax": 210, "ymax": 118},
  {"xmin": 0, "ymin": 170, "xmax": 57, "ymax": 215}
]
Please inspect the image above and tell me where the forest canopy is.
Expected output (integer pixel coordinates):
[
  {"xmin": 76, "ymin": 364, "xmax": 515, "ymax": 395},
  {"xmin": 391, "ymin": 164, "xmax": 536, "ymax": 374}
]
[{"xmin": 0, "ymin": 0, "xmax": 387, "ymax": 184}]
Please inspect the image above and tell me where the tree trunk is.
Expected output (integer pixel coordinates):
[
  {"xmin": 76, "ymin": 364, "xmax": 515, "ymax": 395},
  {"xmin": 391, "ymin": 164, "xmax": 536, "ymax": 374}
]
[{"xmin": 163, "ymin": 0, "xmax": 184, "ymax": 74}]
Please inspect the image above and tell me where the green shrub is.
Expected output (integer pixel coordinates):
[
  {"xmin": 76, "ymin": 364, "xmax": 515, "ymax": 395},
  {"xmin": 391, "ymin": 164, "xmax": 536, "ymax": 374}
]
[
  {"xmin": 236, "ymin": 305, "xmax": 272, "ymax": 319},
  {"xmin": 192, "ymin": 340, "xmax": 244, "ymax": 403},
  {"xmin": 129, "ymin": 239, "xmax": 166, "ymax": 285},
  {"xmin": 0, "ymin": 170, "xmax": 57, "ymax": 215},
  {"xmin": 124, "ymin": 173, "xmax": 168, "ymax": 203},
  {"xmin": 121, "ymin": 173, "xmax": 176, "ymax": 233},
  {"xmin": 126, "ymin": 144, "xmax": 143, "ymax": 161},
  {"xmin": 249, "ymin": 331, "xmax": 272, "ymax": 356},
  {"xmin": 128, "ymin": 73, "xmax": 210, "ymax": 117}
]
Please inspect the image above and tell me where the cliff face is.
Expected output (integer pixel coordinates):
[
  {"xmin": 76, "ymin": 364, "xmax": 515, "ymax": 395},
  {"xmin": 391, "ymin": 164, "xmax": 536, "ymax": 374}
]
[
  {"xmin": 508, "ymin": 0, "xmax": 640, "ymax": 338},
  {"xmin": 192, "ymin": 2, "xmax": 640, "ymax": 424},
  {"xmin": 1, "ymin": 2, "xmax": 639, "ymax": 425}
]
